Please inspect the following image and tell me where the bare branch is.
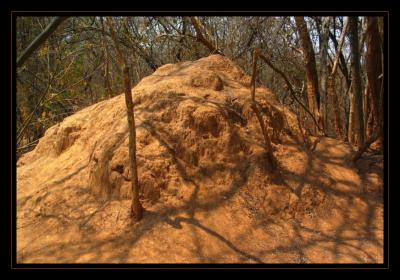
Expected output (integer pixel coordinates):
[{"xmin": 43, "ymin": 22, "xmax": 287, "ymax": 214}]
[
  {"xmin": 190, "ymin": 17, "xmax": 222, "ymax": 55},
  {"xmin": 250, "ymin": 49, "xmax": 276, "ymax": 171},
  {"xmin": 257, "ymin": 51, "xmax": 323, "ymax": 133},
  {"xmin": 331, "ymin": 17, "xmax": 349, "ymax": 76},
  {"xmin": 17, "ymin": 17, "xmax": 69, "ymax": 68}
]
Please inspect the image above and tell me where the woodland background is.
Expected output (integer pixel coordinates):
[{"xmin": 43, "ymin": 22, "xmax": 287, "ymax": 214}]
[{"xmin": 16, "ymin": 16, "xmax": 384, "ymax": 160}]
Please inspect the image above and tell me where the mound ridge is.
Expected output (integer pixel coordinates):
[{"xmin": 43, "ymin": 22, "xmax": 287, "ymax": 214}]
[{"xmin": 18, "ymin": 54, "xmax": 299, "ymax": 207}]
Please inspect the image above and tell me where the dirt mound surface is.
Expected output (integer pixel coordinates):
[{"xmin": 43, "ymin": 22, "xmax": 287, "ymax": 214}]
[{"xmin": 17, "ymin": 55, "xmax": 383, "ymax": 263}]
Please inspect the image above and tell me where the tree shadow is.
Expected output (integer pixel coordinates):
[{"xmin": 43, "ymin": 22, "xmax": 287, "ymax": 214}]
[
  {"xmin": 163, "ymin": 215, "xmax": 264, "ymax": 263},
  {"xmin": 273, "ymin": 138, "xmax": 383, "ymax": 263},
  {"xmin": 17, "ymin": 85, "xmax": 383, "ymax": 264}
]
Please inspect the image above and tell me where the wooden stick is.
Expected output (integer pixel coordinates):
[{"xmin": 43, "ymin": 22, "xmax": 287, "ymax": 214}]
[{"xmin": 106, "ymin": 18, "xmax": 143, "ymax": 221}]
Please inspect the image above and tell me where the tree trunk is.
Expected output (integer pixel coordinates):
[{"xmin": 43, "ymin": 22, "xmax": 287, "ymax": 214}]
[
  {"xmin": 319, "ymin": 17, "xmax": 331, "ymax": 130},
  {"xmin": 364, "ymin": 79, "xmax": 373, "ymax": 139},
  {"xmin": 327, "ymin": 68, "xmax": 343, "ymax": 139},
  {"xmin": 190, "ymin": 17, "xmax": 222, "ymax": 55},
  {"xmin": 176, "ymin": 17, "xmax": 187, "ymax": 61},
  {"xmin": 328, "ymin": 17, "xmax": 349, "ymax": 139},
  {"xmin": 295, "ymin": 16, "xmax": 321, "ymax": 133},
  {"xmin": 365, "ymin": 17, "xmax": 383, "ymax": 140},
  {"xmin": 106, "ymin": 18, "xmax": 143, "ymax": 222},
  {"xmin": 348, "ymin": 17, "xmax": 365, "ymax": 147},
  {"xmin": 329, "ymin": 31, "xmax": 351, "ymax": 90},
  {"xmin": 122, "ymin": 66, "xmax": 143, "ymax": 221},
  {"xmin": 353, "ymin": 16, "xmax": 384, "ymax": 161},
  {"xmin": 100, "ymin": 17, "xmax": 112, "ymax": 98},
  {"xmin": 47, "ymin": 35, "xmax": 56, "ymax": 75}
]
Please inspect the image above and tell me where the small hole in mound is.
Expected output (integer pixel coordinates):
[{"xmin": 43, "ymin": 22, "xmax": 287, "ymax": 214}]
[{"xmin": 112, "ymin": 164, "xmax": 124, "ymax": 174}]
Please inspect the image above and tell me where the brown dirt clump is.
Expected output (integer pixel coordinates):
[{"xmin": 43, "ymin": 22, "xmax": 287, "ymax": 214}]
[{"xmin": 17, "ymin": 55, "xmax": 383, "ymax": 263}]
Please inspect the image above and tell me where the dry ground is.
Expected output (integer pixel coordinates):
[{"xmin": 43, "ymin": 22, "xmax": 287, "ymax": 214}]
[{"xmin": 16, "ymin": 55, "xmax": 383, "ymax": 263}]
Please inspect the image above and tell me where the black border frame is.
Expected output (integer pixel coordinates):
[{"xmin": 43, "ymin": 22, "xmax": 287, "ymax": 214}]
[{"xmin": 5, "ymin": 1, "xmax": 395, "ymax": 270}]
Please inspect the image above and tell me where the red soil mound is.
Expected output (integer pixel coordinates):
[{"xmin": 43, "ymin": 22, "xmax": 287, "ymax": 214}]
[{"xmin": 17, "ymin": 55, "xmax": 383, "ymax": 263}]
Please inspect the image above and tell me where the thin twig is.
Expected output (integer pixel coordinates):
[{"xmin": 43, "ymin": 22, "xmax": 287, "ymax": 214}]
[{"xmin": 257, "ymin": 51, "xmax": 323, "ymax": 133}]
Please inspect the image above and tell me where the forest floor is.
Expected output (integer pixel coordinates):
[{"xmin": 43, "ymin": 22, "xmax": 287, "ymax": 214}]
[{"xmin": 16, "ymin": 55, "xmax": 383, "ymax": 263}]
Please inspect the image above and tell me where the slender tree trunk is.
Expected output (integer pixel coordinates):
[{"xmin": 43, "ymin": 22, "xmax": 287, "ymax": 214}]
[
  {"xmin": 47, "ymin": 36, "xmax": 56, "ymax": 75},
  {"xmin": 327, "ymin": 67, "xmax": 343, "ymax": 139},
  {"xmin": 190, "ymin": 16, "xmax": 222, "ymax": 55},
  {"xmin": 100, "ymin": 17, "xmax": 112, "ymax": 98},
  {"xmin": 329, "ymin": 32, "xmax": 351, "ymax": 90},
  {"xmin": 364, "ymin": 79, "xmax": 374, "ymax": 139},
  {"xmin": 295, "ymin": 16, "xmax": 321, "ymax": 133},
  {"xmin": 176, "ymin": 17, "xmax": 187, "ymax": 61},
  {"xmin": 348, "ymin": 17, "xmax": 365, "ymax": 148},
  {"xmin": 122, "ymin": 66, "xmax": 142, "ymax": 221},
  {"xmin": 328, "ymin": 17, "xmax": 349, "ymax": 139},
  {"xmin": 250, "ymin": 49, "xmax": 276, "ymax": 171},
  {"xmin": 343, "ymin": 80, "xmax": 352, "ymax": 141},
  {"xmin": 365, "ymin": 17, "xmax": 383, "ymax": 139},
  {"xmin": 319, "ymin": 17, "xmax": 331, "ymax": 130},
  {"xmin": 106, "ymin": 18, "xmax": 143, "ymax": 222},
  {"xmin": 353, "ymin": 16, "xmax": 384, "ymax": 161}
]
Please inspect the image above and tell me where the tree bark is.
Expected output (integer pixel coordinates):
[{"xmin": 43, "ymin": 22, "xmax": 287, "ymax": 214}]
[
  {"xmin": 327, "ymin": 69, "xmax": 344, "ymax": 139},
  {"xmin": 100, "ymin": 17, "xmax": 112, "ymax": 98},
  {"xmin": 352, "ymin": 124, "xmax": 382, "ymax": 162},
  {"xmin": 328, "ymin": 17, "xmax": 349, "ymax": 139},
  {"xmin": 295, "ymin": 17, "xmax": 321, "ymax": 133},
  {"xmin": 190, "ymin": 17, "xmax": 222, "ymax": 55},
  {"xmin": 364, "ymin": 79, "xmax": 373, "ymax": 139},
  {"xmin": 328, "ymin": 31, "xmax": 351, "ymax": 89},
  {"xmin": 352, "ymin": 16, "xmax": 383, "ymax": 161},
  {"xmin": 176, "ymin": 17, "xmax": 187, "ymax": 61},
  {"xmin": 331, "ymin": 18, "xmax": 349, "ymax": 80},
  {"xmin": 365, "ymin": 17, "xmax": 383, "ymax": 139},
  {"xmin": 319, "ymin": 17, "xmax": 331, "ymax": 130},
  {"xmin": 122, "ymin": 66, "xmax": 143, "ymax": 221},
  {"xmin": 106, "ymin": 18, "xmax": 143, "ymax": 222},
  {"xmin": 348, "ymin": 17, "xmax": 365, "ymax": 147}
]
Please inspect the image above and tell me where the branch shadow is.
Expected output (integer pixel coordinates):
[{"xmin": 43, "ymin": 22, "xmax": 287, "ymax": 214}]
[
  {"xmin": 17, "ymin": 85, "xmax": 383, "ymax": 264},
  {"xmin": 163, "ymin": 215, "xmax": 264, "ymax": 263}
]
